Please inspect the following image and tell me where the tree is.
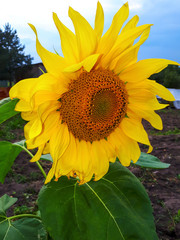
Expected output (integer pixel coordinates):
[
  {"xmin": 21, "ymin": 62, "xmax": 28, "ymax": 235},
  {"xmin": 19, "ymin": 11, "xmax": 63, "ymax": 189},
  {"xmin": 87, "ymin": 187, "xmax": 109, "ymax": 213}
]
[
  {"xmin": 0, "ymin": 23, "xmax": 33, "ymax": 86},
  {"xmin": 163, "ymin": 65, "xmax": 180, "ymax": 89},
  {"xmin": 150, "ymin": 65, "xmax": 180, "ymax": 89}
]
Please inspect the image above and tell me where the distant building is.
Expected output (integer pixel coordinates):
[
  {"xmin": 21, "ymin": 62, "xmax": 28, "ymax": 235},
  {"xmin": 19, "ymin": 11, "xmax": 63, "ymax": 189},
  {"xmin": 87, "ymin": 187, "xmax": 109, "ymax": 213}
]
[
  {"xmin": 15, "ymin": 62, "xmax": 46, "ymax": 82},
  {"xmin": 0, "ymin": 62, "xmax": 46, "ymax": 99},
  {"xmin": 168, "ymin": 89, "xmax": 180, "ymax": 109},
  {"xmin": 157, "ymin": 88, "xmax": 180, "ymax": 109}
]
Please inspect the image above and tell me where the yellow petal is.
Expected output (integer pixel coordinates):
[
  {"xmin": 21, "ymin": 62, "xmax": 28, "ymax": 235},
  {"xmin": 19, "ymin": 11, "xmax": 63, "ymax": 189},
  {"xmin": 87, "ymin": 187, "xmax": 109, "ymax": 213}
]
[
  {"xmin": 45, "ymin": 168, "xmax": 54, "ymax": 184},
  {"xmin": 53, "ymin": 132, "xmax": 78, "ymax": 183},
  {"xmin": 128, "ymin": 88, "xmax": 154, "ymax": 100},
  {"xmin": 91, "ymin": 140, "xmax": 109, "ymax": 181},
  {"xmin": 24, "ymin": 120, "xmax": 35, "ymax": 140},
  {"xmin": 99, "ymin": 139, "xmax": 116, "ymax": 160},
  {"xmin": 147, "ymin": 80, "xmax": 175, "ymax": 101},
  {"xmin": 126, "ymin": 79, "xmax": 175, "ymax": 103},
  {"xmin": 37, "ymin": 100, "xmax": 60, "ymax": 123},
  {"xmin": 117, "ymin": 129, "xmax": 141, "ymax": 165},
  {"xmin": 53, "ymin": 12, "xmax": 79, "ymax": 64},
  {"xmin": 102, "ymin": 24, "xmax": 152, "ymax": 68},
  {"xmin": 97, "ymin": 2, "xmax": 129, "ymax": 57},
  {"xmin": 26, "ymin": 111, "xmax": 60, "ymax": 149},
  {"xmin": 121, "ymin": 117, "xmax": 152, "ymax": 151},
  {"xmin": 129, "ymin": 140, "xmax": 141, "ymax": 164},
  {"xmin": 121, "ymin": 15, "xmax": 139, "ymax": 34},
  {"xmin": 43, "ymin": 142, "xmax": 50, "ymax": 154},
  {"xmin": 15, "ymin": 99, "xmax": 31, "ymax": 112},
  {"xmin": 108, "ymin": 130, "xmax": 131, "ymax": 166},
  {"xmin": 128, "ymin": 88, "xmax": 169, "ymax": 110},
  {"xmin": 10, "ymin": 73, "xmax": 61, "ymax": 103},
  {"xmin": 24, "ymin": 101, "xmax": 57, "ymax": 140},
  {"xmin": 31, "ymin": 90, "xmax": 61, "ymax": 109},
  {"xmin": 45, "ymin": 158, "xmax": 58, "ymax": 184},
  {"xmin": 24, "ymin": 101, "xmax": 59, "ymax": 141},
  {"xmin": 27, "ymin": 117, "xmax": 42, "ymax": 139},
  {"xmin": 50, "ymin": 123, "xmax": 70, "ymax": 162},
  {"xmin": 21, "ymin": 111, "xmax": 37, "ymax": 121},
  {"xmin": 10, "ymin": 77, "xmax": 37, "ymax": 102},
  {"xmin": 28, "ymin": 24, "xmax": 67, "ymax": 78},
  {"xmin": 94, "ymin": 1, "xmax": 104, "ymax": 40},
  {"xmin": 119, "ymin": 59, "xmax": 180, "ymax": 83},
  {"xmin": 63, "ymin": 53, "xmax": 100, "ymax": 73},
  {"xmin": 113, "ymin": 26, "xmax": 151, "ymax": 73},
  {"xmin": 30, "ymin": 144, "xmax": 45, "ymax": 162},
  {"xmin": 129, "ymin": 106, "xmax": 163, "ymax": 130},
  {"xmin": 56, "ymin": 132, "xmax": 77, "ymax": 176},
  {"xmin": 73, "ymin": 139, "xmax": 93, "ymax": 183},
  {"xmin": 129, "ymin": 96, "xmax": 169, "ymax": 110},
  {"xmin": 68, "ymin": 7, "xmax": 97, "ymax": 60}
]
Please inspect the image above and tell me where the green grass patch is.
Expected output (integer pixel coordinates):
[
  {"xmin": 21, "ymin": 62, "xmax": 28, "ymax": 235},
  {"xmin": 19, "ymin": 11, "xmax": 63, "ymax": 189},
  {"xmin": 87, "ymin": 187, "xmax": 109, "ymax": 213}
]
[
  {"xmin": 149, "ymin": 127, "xmax": 180, "ymax": 136},
  {"xmin": 0, "ymin": 114, "xmax": 26, "ymax": 141}
]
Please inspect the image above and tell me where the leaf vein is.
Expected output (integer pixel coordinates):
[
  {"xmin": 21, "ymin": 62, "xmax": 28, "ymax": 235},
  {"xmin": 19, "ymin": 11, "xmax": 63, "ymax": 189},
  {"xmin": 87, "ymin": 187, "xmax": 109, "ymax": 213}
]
[
  {"xmin": 73, "ymin": 183, "xmax": 80, "ymax": 230},
  {"xmin": 85, "ymin": 183, "xmax": 125, "ymax": 240}
]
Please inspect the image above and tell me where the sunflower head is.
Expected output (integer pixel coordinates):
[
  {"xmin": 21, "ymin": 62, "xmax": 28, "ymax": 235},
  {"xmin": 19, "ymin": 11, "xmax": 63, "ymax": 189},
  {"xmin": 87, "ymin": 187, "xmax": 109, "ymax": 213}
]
[
  {"xmin": 10, "ymin": 1, "xmax": 179, "ymax": 184},
  {"xmin": 60, "ymin": 68, "xmax": 128, "ymax": 142}
]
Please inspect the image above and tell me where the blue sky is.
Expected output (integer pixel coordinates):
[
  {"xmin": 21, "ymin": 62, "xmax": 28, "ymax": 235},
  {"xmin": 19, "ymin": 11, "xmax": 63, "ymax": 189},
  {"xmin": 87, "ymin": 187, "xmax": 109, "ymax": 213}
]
[{"xmin": 0, "ymin": 0, "xmax": 180, "ymax": 64}]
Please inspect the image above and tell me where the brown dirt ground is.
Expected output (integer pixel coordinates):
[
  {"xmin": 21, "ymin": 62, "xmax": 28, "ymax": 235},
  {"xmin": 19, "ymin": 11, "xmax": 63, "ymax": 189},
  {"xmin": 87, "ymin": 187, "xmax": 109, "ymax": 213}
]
[{"xmin": 0, "ymin": 108, "xmax": 180, "ymax": 240}]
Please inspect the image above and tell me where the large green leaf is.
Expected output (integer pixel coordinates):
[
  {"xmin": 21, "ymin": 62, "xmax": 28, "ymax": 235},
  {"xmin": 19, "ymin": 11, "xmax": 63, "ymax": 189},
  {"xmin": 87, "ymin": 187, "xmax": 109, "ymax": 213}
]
[
  {"xmin": 0, "ymin": 218, "xmax": 47, "ymax": 240},
  {"xmin": 0, "ymin": 141, "xmax": 25, "ymax": 183},
  {"xmin": 38, "ymin": 162, "xmax": 158, "ymax": 240},
  {"xmin": 134, "ymin": 152, "xmax": 170, "ymax": 169},
  {"xmin": 0, "ymin": 194, "xmax": 17, "ymax": 217},
  {"xmin": 0, "ymin": 97, "xmax": 19, "ymax": 124},
  {"xmin": 40, "ymin": 154, "xmax": 53, "ymax": 162},
  {"xmin": 0, "ymin": 195, "xmax": 47, "ymax": 239}
]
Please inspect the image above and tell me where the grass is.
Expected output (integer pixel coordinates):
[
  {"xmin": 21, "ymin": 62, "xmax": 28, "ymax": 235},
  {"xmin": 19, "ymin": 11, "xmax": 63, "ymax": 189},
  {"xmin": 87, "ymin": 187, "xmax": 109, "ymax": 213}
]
[
  {"xmin": 0, "ymin": 114, "xmax": 26, "ymax": 141},
  {"xmin": 149, "ymin": 127, "xmax": 180, "ymax": 136}
]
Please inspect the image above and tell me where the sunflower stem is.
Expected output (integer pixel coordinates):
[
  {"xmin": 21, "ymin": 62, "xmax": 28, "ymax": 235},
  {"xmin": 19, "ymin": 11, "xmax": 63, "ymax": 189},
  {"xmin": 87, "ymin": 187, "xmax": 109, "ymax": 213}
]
[
  {"xmin": 15, "ymin": 144, "xmax": 47, "ymax": 179},
  {"xmin": 35, "ymin": 161, "xmax": 47, "ymax": 179},
  {"xmin": 25, "ymin": 148, "xmax": 47, "ymax": 178},
  {"xmin": 7, "ymin": 214, "xmax": 41, "ymax": 221}
]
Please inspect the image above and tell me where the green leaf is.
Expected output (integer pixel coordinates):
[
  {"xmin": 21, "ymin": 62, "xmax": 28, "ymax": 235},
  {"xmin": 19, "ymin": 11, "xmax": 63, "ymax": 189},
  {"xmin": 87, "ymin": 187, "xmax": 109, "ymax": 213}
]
[
  {"xmin": 38, "ymin": 162, "xmax": 158, "ymax": 240},
  {"xmin": 134, "ymin": 152, "xmax": 170, "ymax": 169},
  {"xmin": 0, "ymin": 98, "xmax": 11, "ymax": 107},
  {"xmin": 0, "ymin": 141, "xmax": 24, "ymax": 183},
  {"xmin": 0, "ymin": 97, "xmax": 19, "ymax": 124},
  {"xmin": 14, "ymin": 139, "xmax": 26, "ymax": 148},
  {"xmin": 0, "ymin": 194, "xmax": 17, "ymax": 217},
  {"xmin": 0, "ymin": 218, "xmax": 47, "ymax": 240},
  {"xmin": 40, "ymin": 154, "xmax": 53, "ymax": 162}
]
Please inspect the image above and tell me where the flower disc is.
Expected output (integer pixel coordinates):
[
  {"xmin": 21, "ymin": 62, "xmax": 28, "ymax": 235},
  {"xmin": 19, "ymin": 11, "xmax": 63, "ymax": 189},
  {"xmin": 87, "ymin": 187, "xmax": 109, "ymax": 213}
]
[{"xmin": 60, "ymin": 69, "xmax": 128, "ymax": 142}]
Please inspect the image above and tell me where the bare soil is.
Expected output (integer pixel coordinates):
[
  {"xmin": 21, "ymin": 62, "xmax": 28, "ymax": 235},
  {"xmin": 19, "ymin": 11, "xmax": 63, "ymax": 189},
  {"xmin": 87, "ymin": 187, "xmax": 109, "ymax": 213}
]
[{"xmin": 0, "ymin": 108, "xmax": 180, "ymax": 240}]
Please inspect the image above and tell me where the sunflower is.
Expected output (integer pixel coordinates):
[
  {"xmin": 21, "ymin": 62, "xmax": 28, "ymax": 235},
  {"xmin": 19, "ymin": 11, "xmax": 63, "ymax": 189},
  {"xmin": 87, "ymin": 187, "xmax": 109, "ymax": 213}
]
[{"xmin": 10, "ymin": 2, "xmax": 178, "ymax": 184}]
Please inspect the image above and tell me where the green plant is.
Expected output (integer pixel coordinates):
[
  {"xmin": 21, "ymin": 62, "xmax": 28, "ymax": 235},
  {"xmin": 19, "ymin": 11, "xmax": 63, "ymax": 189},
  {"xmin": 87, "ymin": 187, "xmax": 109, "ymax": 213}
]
[
  {"xmin": 149, "ymin": 127, "xmax": 180, "ymax": 136},
  {"xmin": 0, "ymin": 113, "xmax": 26, "ymax": 141},
  {"xmin": 13, "ymin": 205, "xmax": 33, "ymax": 215},
  {"xmin": 173, "ymin": 209, "xmax": 180, "ymax": 224}
]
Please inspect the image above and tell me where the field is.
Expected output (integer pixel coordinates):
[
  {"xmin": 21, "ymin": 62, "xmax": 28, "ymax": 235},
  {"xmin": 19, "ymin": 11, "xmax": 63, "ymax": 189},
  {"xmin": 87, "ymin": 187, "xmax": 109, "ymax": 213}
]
[{"xmin": 0, "ymin": 108, "xmax": 180, "ymax": 240}]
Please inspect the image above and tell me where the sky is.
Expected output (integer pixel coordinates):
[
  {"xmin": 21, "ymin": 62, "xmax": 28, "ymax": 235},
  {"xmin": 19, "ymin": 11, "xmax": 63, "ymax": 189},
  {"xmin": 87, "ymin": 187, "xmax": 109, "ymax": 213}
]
[{"xmin": 0, "ymin": 0, "xmax": 180, "ymax": 64}]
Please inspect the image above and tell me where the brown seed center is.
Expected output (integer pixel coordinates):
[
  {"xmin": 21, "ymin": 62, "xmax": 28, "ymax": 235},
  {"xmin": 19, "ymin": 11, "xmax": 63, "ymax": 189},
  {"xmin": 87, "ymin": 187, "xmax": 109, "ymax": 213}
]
[{"xmin": 59, "ymin": 69, "xmax": 128, "ymax": 142}]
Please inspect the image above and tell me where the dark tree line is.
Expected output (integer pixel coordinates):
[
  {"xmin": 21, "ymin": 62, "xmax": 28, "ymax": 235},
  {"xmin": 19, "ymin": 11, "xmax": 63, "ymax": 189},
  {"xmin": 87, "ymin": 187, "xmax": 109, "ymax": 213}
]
[
  {"xmin": 150, "ymin": 65, "xmax": 180, "ymax": 89},
  {"xmin": 0, "ymin": 23, "xmax": 33, "ymax": 86}
]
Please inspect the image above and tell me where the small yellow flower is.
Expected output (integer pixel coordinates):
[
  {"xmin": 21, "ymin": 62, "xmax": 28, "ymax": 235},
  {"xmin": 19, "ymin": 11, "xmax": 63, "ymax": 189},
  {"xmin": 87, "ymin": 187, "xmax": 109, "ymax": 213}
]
[{"xmin": 10, "ymin": 2, "xmax": 178, "ymax": 184}]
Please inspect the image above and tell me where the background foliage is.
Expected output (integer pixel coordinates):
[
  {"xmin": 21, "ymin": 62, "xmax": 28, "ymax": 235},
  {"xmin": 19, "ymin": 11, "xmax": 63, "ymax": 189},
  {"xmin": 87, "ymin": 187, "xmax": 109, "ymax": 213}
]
[
  {"xmin": 150, "ymin": 65, "xmax": 180, "ymax": 89},
  {"xmin": 0, "ymin": 23, "xmax": 33, "ymax": 86}
]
